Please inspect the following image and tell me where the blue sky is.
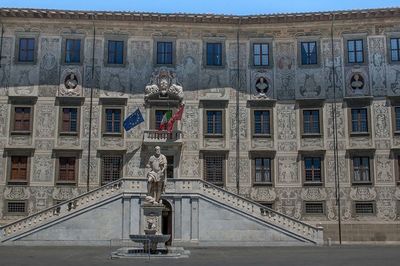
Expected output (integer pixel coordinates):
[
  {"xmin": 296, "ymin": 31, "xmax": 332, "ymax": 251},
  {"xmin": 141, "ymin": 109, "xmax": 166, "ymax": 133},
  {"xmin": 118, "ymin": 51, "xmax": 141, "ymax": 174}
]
[{"xmin": 0, "ymin": 0, "xmax": 399, "ymax": 15}]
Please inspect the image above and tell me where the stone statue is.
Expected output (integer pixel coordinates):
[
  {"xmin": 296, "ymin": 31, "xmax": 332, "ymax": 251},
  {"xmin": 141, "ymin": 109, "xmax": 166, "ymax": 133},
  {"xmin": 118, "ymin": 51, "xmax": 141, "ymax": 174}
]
[{"xmin": 145, "ymin": 146, "xmax": 167, "ymax": 204}]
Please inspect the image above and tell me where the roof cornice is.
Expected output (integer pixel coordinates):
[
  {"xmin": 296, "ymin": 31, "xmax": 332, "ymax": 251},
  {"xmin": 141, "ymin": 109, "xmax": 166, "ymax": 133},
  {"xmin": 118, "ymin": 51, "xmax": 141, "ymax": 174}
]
[{"xmin": 0, "ymin": 7, "xmax": 400, "ymax": 24}]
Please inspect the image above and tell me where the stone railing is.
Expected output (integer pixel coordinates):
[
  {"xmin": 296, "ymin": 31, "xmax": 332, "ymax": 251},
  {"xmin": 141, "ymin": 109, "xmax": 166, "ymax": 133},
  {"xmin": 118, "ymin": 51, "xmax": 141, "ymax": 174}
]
[
  {"xmin": 0, "ymin": 179, "xmax": 127, "ymax": 242},
  {"xmin": 1, "ymin": 178, "xmax": 322, "ymax": 244},
  {"xmin": 143, "ymin": 130, "xmax": 183, "ymax": 144},
  {"xmin": 166, "ymin": 179, "xmax": 323, "ymax": 244}
]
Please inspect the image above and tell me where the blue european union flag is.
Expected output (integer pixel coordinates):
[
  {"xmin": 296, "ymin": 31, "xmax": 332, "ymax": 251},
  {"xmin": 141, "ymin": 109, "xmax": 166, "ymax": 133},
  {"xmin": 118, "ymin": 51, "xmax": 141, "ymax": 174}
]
[{"xmin": 123, "ymin": 108, "xmax": 144, "ymax": 131}]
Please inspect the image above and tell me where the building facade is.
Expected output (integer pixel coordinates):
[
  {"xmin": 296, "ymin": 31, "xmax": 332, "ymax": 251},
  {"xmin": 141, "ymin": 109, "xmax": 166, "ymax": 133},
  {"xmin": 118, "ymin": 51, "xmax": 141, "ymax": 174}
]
[{"xmin": 0, "ymin": 7, "xmax": 400, "ymax": 243}]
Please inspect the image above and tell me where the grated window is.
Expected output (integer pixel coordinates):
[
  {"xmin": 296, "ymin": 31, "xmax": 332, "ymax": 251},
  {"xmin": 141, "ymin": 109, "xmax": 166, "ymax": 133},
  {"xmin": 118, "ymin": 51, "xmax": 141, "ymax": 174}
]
[
  {"xmin": 102, "ymin": 155, "xmax": 123, "ymax": 184},
  {"xmin": 355, "ymin": 202, "xmax": 374, "ymax": 214},
  {"xmin": 204, "ymin": 155, "xmax": 224, "ymax": 186},
  {"xmin": 305, "ymin": 202, "xmax": 324, "ymax": 214},
  {"xmin": 7, "ymin": 201, "xmax": 26, "ymax": 213}
]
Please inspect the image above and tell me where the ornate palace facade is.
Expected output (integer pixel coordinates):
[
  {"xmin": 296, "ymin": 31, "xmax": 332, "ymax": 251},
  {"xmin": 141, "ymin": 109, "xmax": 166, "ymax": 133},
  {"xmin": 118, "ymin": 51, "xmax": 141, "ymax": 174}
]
[{"xmin": 0, "ymin": 7, "xmax": 400, "ymax": 244}]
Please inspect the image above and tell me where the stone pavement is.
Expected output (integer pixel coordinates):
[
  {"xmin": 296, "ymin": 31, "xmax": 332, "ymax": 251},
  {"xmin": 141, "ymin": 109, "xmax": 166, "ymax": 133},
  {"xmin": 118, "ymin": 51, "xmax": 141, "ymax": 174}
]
[{"xmin": 0, "ymin": 245, "xmax": 399, "ymax": 266}]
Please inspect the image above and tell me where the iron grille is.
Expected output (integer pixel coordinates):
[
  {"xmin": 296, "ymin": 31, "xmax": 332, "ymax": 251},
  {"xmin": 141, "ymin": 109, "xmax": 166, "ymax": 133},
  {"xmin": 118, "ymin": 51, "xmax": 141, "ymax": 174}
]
[
  {"xmin": 355, "ymin": 202, "xmax": 374, "ymax": 214},
  {"xmin": 7, "ymin": 201, "xmax": 26, "ymax": 213},
  {"xmin": 204, "ymin": 155, "xmax": 224, "ymax": 185},
  {"xmin": 305, "ymin": 202, "xmax": 324, "ymax": 214},
  {"xmin": 102, "ymin": 155, "xmax": 122, "ymax": 184}
]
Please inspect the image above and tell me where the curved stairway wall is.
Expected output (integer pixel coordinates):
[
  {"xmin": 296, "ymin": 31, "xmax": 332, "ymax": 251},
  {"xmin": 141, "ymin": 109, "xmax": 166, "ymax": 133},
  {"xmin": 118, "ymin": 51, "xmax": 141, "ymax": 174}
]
[{"xmin": 0, "ymin": 179, "xmax": 323, "ymax": 246}]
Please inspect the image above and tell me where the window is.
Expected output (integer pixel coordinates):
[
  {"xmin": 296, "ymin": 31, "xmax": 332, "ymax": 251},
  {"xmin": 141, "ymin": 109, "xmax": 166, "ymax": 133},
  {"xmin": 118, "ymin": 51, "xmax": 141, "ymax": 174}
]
[
  {"xmin": 58, "ymin": 157, "xmax": 76, "ymax": 184},
  {"xmin": 355, "ymin": 202, "xmax": 374, "ymax": 215},
  {"xmin": 303, "ymin": 110, "xmax": 320, "ymax": 134},
  {"xmin": 304, "ymin": 157, "xmax": 322, "ymax": 184},
  {"xmin": 254, "ymin": 158, "xmax": 272, "ymax": 184},
  {"xmin": 7, "ymin": 201, "xmax": 26, "ymax": 215},
  {"xmin": 13, "ymin": 107, "xmax": 31, "ymax": 132},
  {"xmin": 61, "ymin": 108, "xmax": 78, "ymax": 133},
  {"xmin": 397, "ymin": 155, "xmax": 400, "ymax": 183},
  {"xmin": 18, "ymin": 38, "xmax": 35, "ymax": 62},
  {"xmin": 253, "ymin": 43, "xmax": 269, "ymax": 66},
  {"xmin": 390, "ymin": 38, "xmax": 400, "ymax": 62},
  {"xmin": 301, "ymin": 41, "xmax": 317, "ymax": 65},
  {"xmin": 166, "ymin": 156, "xmax": 174, "ymax": 179},
  {"xmin": 101, "ymin": 155, "xmax": 122, "ymax": 184},
  {"xmin": 254, "ymin": 110, "xmax": 271, "ymax": 136},
  {"xmin": 204, "ymin": 155, "xmax": 225, "ymax": 186},
  {"xmin": 9, "ymin": 156, "xmax": 28, "ymax": 184},
  {"xmin": 351, "ymin": 108, "xmax": 368, "ymax": 133},
  {"xmin": 155, "ymin": 110, "xmax": 169, "ymax": 130},
  {"xmin": 304, "ymin": 202, "xmax": 324, "ymax": 214},
  {"xmin": 259, "ymin": 202, "xmax": 274, "ymax": 209},
  {"xmin": 157, "ymin": 42, "xmax": 173, "ymax": 65},
  {"xmin": 347, "ymin": 39, "xmax": 364, "ymax": 64},
  {"xmin": 104, "ymin": 108, "xmax": 122, "ymax": 134},
  {"xmin": 65, "ymin": 39, "xmax": 81, "ymax": 63},
  {"xmin": 206, "ymin": 43, "xmax": 222, "ymax": 66},
  {"xmin": 352, "ymin": 156, "xmax": 371, "ymax": 183},
  {"xmin": 107, "ymin": 40, "xmax": 124, "ymax": 64},
  {"xmin": 206, "ymin": 111, "xmax": 223, "ymax": 135},
  {"xmin": 395, "ymin": 107, "xmax": 400, "ymax": 133}
]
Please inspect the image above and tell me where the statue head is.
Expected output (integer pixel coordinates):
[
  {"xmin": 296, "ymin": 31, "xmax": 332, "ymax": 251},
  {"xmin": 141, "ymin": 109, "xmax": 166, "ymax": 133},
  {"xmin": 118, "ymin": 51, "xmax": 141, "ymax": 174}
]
[{"xmin": 154, "ymin": 146, "xmax": 161, "ymax": 156}]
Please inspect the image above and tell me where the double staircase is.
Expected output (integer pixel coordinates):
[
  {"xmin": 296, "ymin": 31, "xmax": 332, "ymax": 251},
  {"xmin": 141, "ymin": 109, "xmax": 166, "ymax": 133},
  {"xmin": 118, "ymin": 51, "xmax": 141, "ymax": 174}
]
[{"xmin": 0, "ymin": 178, "xmax": 323, "ymax": 245}]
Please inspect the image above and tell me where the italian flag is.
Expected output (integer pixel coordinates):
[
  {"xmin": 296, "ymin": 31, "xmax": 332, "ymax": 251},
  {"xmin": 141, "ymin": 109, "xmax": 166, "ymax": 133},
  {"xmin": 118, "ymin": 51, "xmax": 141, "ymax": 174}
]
[{"xmin": 159, "ymin": 110, "xmax": 172, "ymax": 130}]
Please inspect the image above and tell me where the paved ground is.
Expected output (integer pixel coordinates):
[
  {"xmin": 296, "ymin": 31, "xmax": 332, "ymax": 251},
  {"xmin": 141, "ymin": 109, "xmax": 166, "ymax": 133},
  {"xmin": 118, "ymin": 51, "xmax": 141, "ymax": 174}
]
[{"xmin": 0, "ymin": 245, "xmax": 399, "ymax": 266}]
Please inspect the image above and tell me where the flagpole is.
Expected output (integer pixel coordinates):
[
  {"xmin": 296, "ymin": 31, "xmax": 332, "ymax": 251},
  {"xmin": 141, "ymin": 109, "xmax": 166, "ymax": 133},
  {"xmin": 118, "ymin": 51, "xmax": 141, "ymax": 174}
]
[
  {"xmin": 330, "ymin": 13, "xmax": 342, "ymax": 244},
  {"xmin": 235, "ymin": 19, "xmax": 241, "ymax": 194},
  {"xmin": 87, "ymin": 15, "xmax": 96, "ymax": 192}
]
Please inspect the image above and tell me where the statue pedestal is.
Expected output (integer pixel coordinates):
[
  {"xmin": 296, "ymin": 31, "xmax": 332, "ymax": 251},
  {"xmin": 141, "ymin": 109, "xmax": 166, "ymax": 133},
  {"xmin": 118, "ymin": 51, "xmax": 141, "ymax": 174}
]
[
  {"xmin": 130, "ymin": 202, "xmax": 169, "ymax": 254},
  {"xmin": 141, "ymin": 203, "xmax": 164, "ymax": 235}
]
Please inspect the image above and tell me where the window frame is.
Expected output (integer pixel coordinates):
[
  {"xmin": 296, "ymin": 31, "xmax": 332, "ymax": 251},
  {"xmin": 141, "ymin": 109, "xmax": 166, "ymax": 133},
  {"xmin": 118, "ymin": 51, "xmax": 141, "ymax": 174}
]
[
  {"xmin": 354, "ymin": 201, "xmax": 375, "ymax": 216},
  {"xmin": 395, "ymin": 154, "xmax": 400, "ymax": 186},
  {"xmin": 204, "ymin": 109, "xmax": 225, "ymax": 138},
  {"xmin": 4, "ymin": 200, "xmax": 28, "ymax": 216},
  {"xmin": 252, "ymin": 43, "xmax": 270, "ymax": 67},
  {"xmin": 387, "ymin": 33, "xmax": 400, "ymax": 64},
  {"xmin": 61, "ymin": 36, "xmax": 84, "ymax": 65},
  {"xmin": 14, "ymin": 33, "xmax": 39, "ymax": 65},
  {"xmin": 59, "ymin": 106, "xmax": 80, "ymax": 136},
  {"xmin": 350, "ymin": 155, "xmax": 374, "ymax": 185},
  {"xmin": 202, "ymin": 152, "xmax": 226, "ymax": 187},
  {"xmin": 389, "ymin": 37, "xmax": 400, "ymax": 62},
  {"xmin": 348, "ymin": 107, "xmax": 370, "ymax": 136},
  {"xmin": 343, "ymin": 34, "xmax": 368, "ymax": 66},
  {"xmin": 103, "ymin": 35, "xmax": 127, "ymax": 67},
  {"xmin": 7, "ymin": 155, "xmax": 30, "ymax": 185},
  {"xmin": 252, "ymin": 109, "xmax": 272, "ymax": 138},
  {"xmin": 11, "ymin": 105, "xmax": 33, "ymax": 135},
  {"xmin": 102, "ymin": 106, "xmax": 124, "ymax": 136},
  {"xmin": 297, "ymin": 38, "xmax": 320, "ymax": 68},
  {"xmin": 302, "ymin": 155, "xmax": 324, "ymax": 186},
  {"xmin": 203, "ymin": 39, "xmax": 225, "ymax": 68},
  {"xmin": 252, "ymin": 156, "xmax": 274, "ymax": 186},
  {"xmin": 392, "ymin": 105, "xmax": 400, "ymax": 135},
  {"xmin": 301, "ymin": 108, "xmax": 322, "ymax": 137},
  {"xmin": 300, "ymin": 41, "xmax": 318, "ymax": 65},
  {"xmin": 155, "ymin": 41, "xmax": 174, "ymax": 66},
  {"xmin": 303, "ymin": 201, "xmax": 325, "ymax": 216},
  {"xmin": 100, "ymin": 153, "xmax": 123, "ymax": 185},
  {"xmin": 55, "ymin": 155, "xmax": 79, "ymax": 186}
]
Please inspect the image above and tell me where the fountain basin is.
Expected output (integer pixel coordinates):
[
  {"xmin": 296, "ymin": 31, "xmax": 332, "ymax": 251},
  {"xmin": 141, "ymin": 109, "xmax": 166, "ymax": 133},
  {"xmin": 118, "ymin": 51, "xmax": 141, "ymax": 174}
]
[{"xmin": 129, "ymin": 234, "xmax": 171, "ymax": 254}]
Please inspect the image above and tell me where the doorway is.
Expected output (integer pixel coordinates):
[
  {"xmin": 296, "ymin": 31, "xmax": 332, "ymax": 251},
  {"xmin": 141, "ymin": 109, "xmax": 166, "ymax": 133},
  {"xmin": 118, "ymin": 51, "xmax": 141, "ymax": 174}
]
[
  {"xmin": 166, "ymin": 155, "xmax": 174, "ymax": 179},
  {"xmin": 162, "ymin": 200, "xmax": 173, "ymax": 246}
]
